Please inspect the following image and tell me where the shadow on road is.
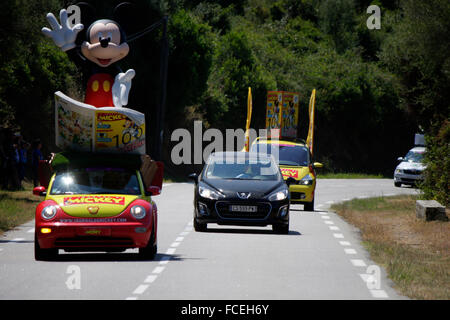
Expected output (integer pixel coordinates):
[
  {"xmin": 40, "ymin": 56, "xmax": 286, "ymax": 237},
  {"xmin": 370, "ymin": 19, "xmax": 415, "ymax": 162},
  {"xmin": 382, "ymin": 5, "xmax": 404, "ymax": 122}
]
[
  {"xmin": 0, "ymin": 239, "xmax": 34, "ymax": 244},
  {"xmin": 45, "ymin": 251, "xmax": 184, "ymax": 262},
  {"xmin": 202, "ymin": 227, "xmax": 301, "ymax": 236}
]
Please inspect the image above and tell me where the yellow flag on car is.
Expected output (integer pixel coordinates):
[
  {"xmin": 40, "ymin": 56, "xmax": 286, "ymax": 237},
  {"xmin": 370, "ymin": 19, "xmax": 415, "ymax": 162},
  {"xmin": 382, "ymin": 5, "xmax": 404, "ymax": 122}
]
[
  {"xmin": 242, "ymin": 87, "xmax": 252, "ymax": 152},
  {"xmin": 306, "ymin": 89, "xmax": 316, "ymax": 156}
]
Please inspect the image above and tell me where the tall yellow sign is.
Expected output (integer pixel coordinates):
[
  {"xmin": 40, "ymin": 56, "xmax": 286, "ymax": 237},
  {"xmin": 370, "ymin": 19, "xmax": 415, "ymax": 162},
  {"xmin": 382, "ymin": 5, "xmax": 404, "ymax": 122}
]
[
  {"xmin": 306, "ymin": 89, "xmax": 316, "ymax": 156},
  {"xmin": 266, "ymin": 91, "xmax": 299, "ymax": 139}
]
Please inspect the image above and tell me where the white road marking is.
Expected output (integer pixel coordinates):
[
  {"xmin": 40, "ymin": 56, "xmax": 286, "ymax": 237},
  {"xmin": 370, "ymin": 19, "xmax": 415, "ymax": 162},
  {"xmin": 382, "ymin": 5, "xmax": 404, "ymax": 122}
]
[
  {"xmin": 133, "ymin": 284, "xmax": 149, "ymax": 295},
  {"xmin": 329, "ymin": 226, "xmax": 340, "ymax": 231},
  {"xmin": 339, "ymin": 241, "xmax": 351, "ymax": 246},
  {"xmin": 326, "ymin": 201, "xmax": 334, "ymax": 204},
  {"xmin": 144, "ymin": 275, "xmax": 158, "ymax": 283},
  {"xmin": 152, "ymin": 266, "xmax": 165, "ymax": 274},
  {"xmin": 12, "ymin": 238, "xmax": 25, "ymax": 242},
  {"xmin": 166, "ymin": 248, "xmax": 176, "ymax": 255},
  {"xmin": 321, "ymin": 216, "xmax": 330, "ymax": 220},
  {"xmin": 370, "ymin": 290, "xmax": 389, "ymax": 298},
  {"xmin": 27, "ymin": 228, "xmax": 35, "ymax": 233},
  {"xmin": 324, "ymin": 220, "xmax": 334, "ymax": 225},
  {"xmin": 125, "ymin": 220, "xmax": 192, "ymax": 300},
  {"xmin": 333, "ymin": 233, "xmax": 344, "ymax": 238},
  {"xmin": 344, "ymin": 248, "xmax": 357, "ymax": 255},
  {"xmin": 351, "ymin": 259, "xmax": 367, "ymax": 267}
]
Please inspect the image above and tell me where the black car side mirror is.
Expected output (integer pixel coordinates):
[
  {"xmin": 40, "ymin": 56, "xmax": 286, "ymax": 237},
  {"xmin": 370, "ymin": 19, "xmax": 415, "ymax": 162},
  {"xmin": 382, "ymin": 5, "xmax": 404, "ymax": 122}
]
[
  {"xmin": 286, "ymin": 177, "xmax": 296, "ymax": 186},
  {"xmin": 188, "ymin": 173, "xmax": 199, "ymax": 183}
]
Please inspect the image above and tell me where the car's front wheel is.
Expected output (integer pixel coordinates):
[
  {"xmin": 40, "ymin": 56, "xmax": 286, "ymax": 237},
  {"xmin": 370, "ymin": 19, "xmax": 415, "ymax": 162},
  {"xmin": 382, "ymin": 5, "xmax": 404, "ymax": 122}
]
[
  {"xmin": 139, "ymin": 230, "xmax": 157, "ymax": 260},
  {"xmin": 272, "ymin": 222, "xmax": 289, "ymax": 234},
  {"xmin": 394, "ymin": 182, "xmax": 401, "ymax": 187},
  {"xmin": 34, "ymin": 234, "xmax": 58, "ymax": 261},
  {"xmin": 304, "ymin": 198, "xmax": 314, "ymax": 211},
  {"xmin": 193, "ymin": 218, "xmax": 207, "ymax": 232}
]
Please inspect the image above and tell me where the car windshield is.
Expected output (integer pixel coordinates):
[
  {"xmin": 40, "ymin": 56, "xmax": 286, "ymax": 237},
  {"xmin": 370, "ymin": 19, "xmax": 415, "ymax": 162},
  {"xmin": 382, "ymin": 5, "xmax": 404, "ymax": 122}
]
[
  {"xmin": 403, "ymin": 151, "xmax": 424, "ymax": 163},
  {"xmin": 50, "ymin": 167, "xmax": 141, "ymax": 195},
  {"xmin": 250, "ymin": 142, "xmax": 310, "ymax": 166},
  {"xmin": 204, "ymin": 153, "xmax": 280, "ymax": 181}
]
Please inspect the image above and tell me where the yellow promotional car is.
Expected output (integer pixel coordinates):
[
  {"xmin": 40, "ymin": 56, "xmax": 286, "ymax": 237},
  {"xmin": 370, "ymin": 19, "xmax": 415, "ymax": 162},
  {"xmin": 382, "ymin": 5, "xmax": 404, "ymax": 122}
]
[{"xmin": 250, "ymin": 138, "xmax": 323, "ymax": 211}]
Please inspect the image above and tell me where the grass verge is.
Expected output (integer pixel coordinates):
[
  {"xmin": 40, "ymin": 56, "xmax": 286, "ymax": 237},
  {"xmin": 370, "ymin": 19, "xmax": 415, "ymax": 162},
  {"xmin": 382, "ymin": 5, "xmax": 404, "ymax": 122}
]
[
  {"xmin": 331, "ymin": 195, "xmax": 449, "ymax": 299},
  {"xmin": 0, "ymin": 182, "xmax": 39, "ymax": 236}
]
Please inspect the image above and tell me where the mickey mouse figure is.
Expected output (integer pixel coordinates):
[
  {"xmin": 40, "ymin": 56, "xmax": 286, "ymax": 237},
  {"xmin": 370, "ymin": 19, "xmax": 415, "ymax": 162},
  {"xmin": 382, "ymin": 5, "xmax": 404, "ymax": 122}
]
[{"xmin": 42, "ymin": 5, "xmax": 135, "ymax": 108}]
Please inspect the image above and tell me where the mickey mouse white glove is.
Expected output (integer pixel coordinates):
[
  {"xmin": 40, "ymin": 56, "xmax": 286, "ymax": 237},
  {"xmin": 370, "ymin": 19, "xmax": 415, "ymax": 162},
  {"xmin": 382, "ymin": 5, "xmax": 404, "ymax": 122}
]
[
  {"xmin": 112, "ymin": 69, "xmax": 135, "ymax": 108},
  {"xmin": 41, "ymin": 9, "xmax": 84, "ymax": 52}
]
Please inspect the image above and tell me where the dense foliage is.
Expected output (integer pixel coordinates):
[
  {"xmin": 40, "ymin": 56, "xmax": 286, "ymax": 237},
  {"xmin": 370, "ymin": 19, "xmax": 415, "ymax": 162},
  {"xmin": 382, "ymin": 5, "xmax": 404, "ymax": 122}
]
[{"xmin": 0, "ymin": 0, "xmax": 448, "ymax": 202}]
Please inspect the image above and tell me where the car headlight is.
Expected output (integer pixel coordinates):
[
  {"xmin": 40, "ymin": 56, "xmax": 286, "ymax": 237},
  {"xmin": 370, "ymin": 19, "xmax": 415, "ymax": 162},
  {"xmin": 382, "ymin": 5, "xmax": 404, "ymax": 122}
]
[
  {"xmin": 299, "ymin": 174, "xmax": 314, "ymax": 185},
  {"xmin": 198, "ymin": 185, "xmax": 224, "ymax": 200},
  {"xmin": 395, "ymin": 169, "xmax": 403, "ymax": 174},
  {"xmin": 41, "ymin": 205, "xmax": 57, "ymax": 220},
  {"xmin": 268, "ymin": 188, "xmax": 289, "ymax": 201},
  {"xmin": 130, "ymin": 205, "xmax": 147, "ymax": 219}
]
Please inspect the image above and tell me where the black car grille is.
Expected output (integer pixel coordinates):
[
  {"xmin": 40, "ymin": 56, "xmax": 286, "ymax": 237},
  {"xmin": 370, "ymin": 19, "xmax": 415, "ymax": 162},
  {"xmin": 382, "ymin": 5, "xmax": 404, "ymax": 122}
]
[
  {"xmin": 291, "ymin": 192, "xmax": 305, "ymax": 200},
  {"xmin": 215, "ymin": 201, "xmax": 272, "ymax": 219},
  {"xmin": 54, "ymin": 237, "xmax": 134, "ymax": 248},
  {"xmin": 403, "ymin": 169, "xmax": 422, "ymax": 175}
]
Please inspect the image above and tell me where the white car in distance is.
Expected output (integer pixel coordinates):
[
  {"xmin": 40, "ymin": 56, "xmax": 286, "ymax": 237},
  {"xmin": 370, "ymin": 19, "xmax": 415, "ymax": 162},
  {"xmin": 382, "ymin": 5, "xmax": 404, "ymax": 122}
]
[{"xmin": 394, "ymin": 146, "xmax": 426, "ymax": 187}]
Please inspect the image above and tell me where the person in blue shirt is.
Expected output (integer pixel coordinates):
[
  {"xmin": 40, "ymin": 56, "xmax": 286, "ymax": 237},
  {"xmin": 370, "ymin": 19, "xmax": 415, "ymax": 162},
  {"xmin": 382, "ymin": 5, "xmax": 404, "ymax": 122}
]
[{"xmin": 32, "ymin": 139, "xmax": 44, "ymax": 187}]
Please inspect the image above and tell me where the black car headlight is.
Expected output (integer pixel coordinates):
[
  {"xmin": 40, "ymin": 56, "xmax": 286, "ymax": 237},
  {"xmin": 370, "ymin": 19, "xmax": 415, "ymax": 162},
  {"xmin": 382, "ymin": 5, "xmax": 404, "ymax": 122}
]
[
  {"xmin": 198, "ymin": 184, "xmax": 224, "ymax": 200},
  {"xmin": 299, "ymin": 174, "xmax": 314, "ymax": 185},
  {"xmin": 268, "ymin": 188, "xmax": 289, "ymax": 201}
]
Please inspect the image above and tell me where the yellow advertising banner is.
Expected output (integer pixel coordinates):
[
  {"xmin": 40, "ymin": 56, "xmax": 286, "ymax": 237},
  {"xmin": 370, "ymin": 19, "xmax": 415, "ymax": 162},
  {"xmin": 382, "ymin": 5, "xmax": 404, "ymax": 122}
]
[
  {"xmin": 306, "ymin": 89, "xmax": 316, "ymax": 156},
  {"xmin": 266, "ymin": 91, "xmax": 283, "ymax": 138},
  {"xmin": 55, "ymin": 91, "xmax": 146, "ymax": 154},
  {"xmin": 281, "ymin": 92, "xmax": 299, "ymax": 138},
  {"xmin": 243, "ymin": 87, "xmax": 253, "ymax": 152},
  {"xmin": 266, "ymin": 91, "xmax": 299, "ymax": 139}
]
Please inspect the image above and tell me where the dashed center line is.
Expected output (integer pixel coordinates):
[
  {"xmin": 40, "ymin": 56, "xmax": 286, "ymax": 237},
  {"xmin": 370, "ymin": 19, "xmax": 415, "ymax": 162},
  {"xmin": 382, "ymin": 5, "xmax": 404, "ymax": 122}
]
[{"xmin": 126, "ymin": 221, "xmax": 193, "ymax": 300}]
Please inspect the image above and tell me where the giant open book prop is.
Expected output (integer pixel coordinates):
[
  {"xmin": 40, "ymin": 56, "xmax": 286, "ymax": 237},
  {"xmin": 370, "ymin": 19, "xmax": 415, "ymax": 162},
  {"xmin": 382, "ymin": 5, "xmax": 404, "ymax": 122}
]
[{"xmin": 55, "ymin": 91, "xmax": 146, "ymax": 155}]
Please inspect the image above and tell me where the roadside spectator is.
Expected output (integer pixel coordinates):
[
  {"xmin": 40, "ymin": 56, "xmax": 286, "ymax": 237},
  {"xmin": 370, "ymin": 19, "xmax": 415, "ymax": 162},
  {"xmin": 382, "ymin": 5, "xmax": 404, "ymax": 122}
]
[
  {"xmin": 12, "ymin": 141, "xmax": 22, "ymax": 189},
  {"xmin": 0, "ymin": 130, "xmax": 8, "ymax": 189},
  {"xmin": 0, "ymin": 129, "xmax": 20, "ymax": 190},
  {"xmin": 18, "ymin": 141, "xmax": 29, "ymax": 185},
  {"xmin": 32, "ymin": 139, "xmax": 44, "ymax": 187}
]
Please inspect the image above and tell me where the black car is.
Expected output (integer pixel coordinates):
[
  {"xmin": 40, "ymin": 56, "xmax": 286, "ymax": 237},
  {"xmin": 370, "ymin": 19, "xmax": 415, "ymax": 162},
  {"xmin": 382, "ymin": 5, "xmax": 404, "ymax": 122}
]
[{"xmin": 189, "ymin": 152, "xmax": 290, "ymax": 234}]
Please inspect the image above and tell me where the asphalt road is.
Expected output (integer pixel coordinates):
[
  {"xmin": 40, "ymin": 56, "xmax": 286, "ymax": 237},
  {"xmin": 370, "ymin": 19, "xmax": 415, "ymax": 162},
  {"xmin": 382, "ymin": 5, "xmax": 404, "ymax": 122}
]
[{"xmin": 0, "ymin": 179, "xmax": 419, "ymax": 300}]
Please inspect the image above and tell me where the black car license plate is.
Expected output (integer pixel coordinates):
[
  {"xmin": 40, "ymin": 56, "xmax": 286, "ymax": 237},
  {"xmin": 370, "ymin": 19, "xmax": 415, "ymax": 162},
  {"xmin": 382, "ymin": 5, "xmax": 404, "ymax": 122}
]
[{"xmin": 229, "ymin": 205, "xmax": 257, "ymax": 213}]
